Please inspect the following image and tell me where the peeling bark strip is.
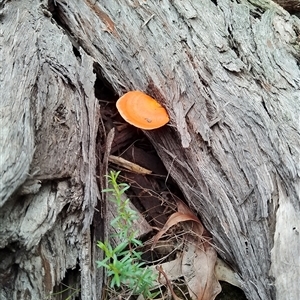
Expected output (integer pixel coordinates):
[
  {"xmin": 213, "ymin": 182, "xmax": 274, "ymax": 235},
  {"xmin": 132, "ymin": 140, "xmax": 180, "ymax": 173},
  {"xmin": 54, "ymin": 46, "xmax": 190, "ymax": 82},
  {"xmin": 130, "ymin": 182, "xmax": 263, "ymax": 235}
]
[{"xmin": 1, "ymin": 0, "xmax": 299, "ymax": 300}]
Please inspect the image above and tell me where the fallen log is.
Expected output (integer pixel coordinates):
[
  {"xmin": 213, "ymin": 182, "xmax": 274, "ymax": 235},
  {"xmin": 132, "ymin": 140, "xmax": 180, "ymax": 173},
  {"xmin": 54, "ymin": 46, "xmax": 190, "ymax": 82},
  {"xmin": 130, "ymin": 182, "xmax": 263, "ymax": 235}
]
[{"xmin": 0, "ymin": 0, "xmax": 299, "ymax": 299}]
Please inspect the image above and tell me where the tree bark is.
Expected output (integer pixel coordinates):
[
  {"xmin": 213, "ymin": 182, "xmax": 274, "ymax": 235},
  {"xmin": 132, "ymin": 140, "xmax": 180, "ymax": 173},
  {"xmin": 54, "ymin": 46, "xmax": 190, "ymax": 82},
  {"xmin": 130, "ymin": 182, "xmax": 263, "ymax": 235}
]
[{"xmin": 1, "ymin": 0, "xmax": 299, "ymax": 300}]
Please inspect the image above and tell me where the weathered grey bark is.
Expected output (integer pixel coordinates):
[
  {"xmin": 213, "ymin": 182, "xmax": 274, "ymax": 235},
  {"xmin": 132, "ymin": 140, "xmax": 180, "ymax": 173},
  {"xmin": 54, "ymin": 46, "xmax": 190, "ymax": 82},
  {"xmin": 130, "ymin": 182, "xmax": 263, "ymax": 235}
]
[
  {"xmin": 0, "ymin": 1, "xmax": 100, "ymax": 299},
  {"xmin": 0, "ymin": 0, "xmax": 299, "ymax": 299}
]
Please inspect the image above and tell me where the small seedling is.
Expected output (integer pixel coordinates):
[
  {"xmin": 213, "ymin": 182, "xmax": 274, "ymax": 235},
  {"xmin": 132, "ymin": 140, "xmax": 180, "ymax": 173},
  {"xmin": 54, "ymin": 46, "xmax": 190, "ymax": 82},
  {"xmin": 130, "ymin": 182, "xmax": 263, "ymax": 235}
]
[{"xmin": 97, "ymin": 170, "xmax": 158, "ymax": 299}]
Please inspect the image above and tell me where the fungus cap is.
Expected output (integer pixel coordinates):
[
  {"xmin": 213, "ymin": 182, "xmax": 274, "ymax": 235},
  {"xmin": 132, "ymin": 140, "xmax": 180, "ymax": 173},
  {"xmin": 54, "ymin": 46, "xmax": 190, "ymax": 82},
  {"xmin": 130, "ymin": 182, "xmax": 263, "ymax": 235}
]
[{"xmin": 116, "ymin": 91, "xmax": 169, "ymax": 130}]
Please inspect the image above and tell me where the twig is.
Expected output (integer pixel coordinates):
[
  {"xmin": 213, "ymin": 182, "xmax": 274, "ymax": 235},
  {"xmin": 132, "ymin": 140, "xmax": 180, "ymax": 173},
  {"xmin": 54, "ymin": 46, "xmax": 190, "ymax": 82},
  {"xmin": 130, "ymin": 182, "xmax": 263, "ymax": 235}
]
[{"xmin": 157, "ymin": 265, "xmax": 182, "ymax": 300}]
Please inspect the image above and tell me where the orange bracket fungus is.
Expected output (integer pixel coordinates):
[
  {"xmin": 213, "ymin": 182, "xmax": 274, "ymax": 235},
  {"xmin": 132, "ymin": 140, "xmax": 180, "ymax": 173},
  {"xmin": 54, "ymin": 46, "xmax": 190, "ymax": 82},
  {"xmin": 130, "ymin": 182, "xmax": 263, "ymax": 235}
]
[{"xmin": 116, "ymin": 91, "xmax": 170, "ymax": 130}]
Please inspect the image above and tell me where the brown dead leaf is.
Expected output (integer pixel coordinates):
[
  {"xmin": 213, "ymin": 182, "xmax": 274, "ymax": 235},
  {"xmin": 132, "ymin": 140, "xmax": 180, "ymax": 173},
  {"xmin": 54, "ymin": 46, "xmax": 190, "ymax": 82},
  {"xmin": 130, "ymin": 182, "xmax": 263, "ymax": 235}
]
[
  {"xmin": 156, "ymin": 265, "xmax": 183, "ymax": 300},
  {"xmin": 150, "ymin": 196, "xmax": 221, "ymax": 300},
  {"xmin": 151, "ymin": 211, "xmax": 200, "ymax": 250},
  {"xmin": 182, "ymin": 243, "xmax": 221, "ymax": 300},
  {"xmin": 176, "ymin": 198, "xmax": 205, "ymax": 237}
]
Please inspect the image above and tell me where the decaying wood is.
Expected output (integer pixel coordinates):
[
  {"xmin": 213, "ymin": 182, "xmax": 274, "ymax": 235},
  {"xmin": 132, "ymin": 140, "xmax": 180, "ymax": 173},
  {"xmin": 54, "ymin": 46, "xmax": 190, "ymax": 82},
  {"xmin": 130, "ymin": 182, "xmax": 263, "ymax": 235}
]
[
  {"xmin": 1, "ymin": 0, "xmax": 299, "ymax": 299},
  {"xmin": 108, "ymin": 155, "xmax": 153, "ymax": 174}
]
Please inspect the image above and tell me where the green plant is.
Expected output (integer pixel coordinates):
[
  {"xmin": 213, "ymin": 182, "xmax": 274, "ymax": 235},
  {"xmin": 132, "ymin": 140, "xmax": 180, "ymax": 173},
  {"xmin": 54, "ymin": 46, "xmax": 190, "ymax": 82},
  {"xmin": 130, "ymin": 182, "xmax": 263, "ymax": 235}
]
[{"xmin": 97, "ymin": 170, "xmax": 158, "ymax": 299}]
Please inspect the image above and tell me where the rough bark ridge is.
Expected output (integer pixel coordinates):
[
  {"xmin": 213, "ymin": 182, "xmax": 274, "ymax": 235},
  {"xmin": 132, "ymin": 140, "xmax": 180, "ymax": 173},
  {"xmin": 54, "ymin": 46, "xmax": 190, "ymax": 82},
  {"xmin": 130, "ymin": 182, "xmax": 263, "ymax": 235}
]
[
  {"xmin": 0, "ymin": 0, "xmax": 299, "ymax": 299},
  {"xmin": 0, "ymin": 1, "xmax": 100, "ymax": 299}
]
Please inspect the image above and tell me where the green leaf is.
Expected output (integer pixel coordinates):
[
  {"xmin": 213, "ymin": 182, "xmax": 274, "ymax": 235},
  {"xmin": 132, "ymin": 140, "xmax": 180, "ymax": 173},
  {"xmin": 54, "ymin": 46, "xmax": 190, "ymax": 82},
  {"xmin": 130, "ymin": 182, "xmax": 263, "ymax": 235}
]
[
  {"xmin": 110, "ymin": 274, "xmax": 120, "ymax": 288},
  {"xmin": 131, "ymin": 238, "xmax": 143, "ymax": 246},
  {"xmin": 96, "ymin": 260, "xmax": 110, "ymax": 269},
  {"xmin": 119, "ymin": 185, "xmax": 130, "ymax": 194},
  {"xmin": 113, "ymin": 241, "xmax": 128, "ymax": 254},
  {"xmin": 101, "ymin": 188, "xmax": 114, "ymax": 193},
  {"xmin": 120, "ymin": 252, "xmax": 132, "ymax": 264},
  {"xmin": 110, "ymin": 215, "xmax": 121, "ymax": 226}
]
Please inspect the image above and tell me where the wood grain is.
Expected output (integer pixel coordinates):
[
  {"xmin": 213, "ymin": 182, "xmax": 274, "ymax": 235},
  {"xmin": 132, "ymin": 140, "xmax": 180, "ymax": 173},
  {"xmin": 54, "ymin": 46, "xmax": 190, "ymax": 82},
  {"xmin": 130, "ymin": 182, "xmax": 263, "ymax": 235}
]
[{"xmin": 1, "ymin": 0, "xmax": 299, "ymax": 299}]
